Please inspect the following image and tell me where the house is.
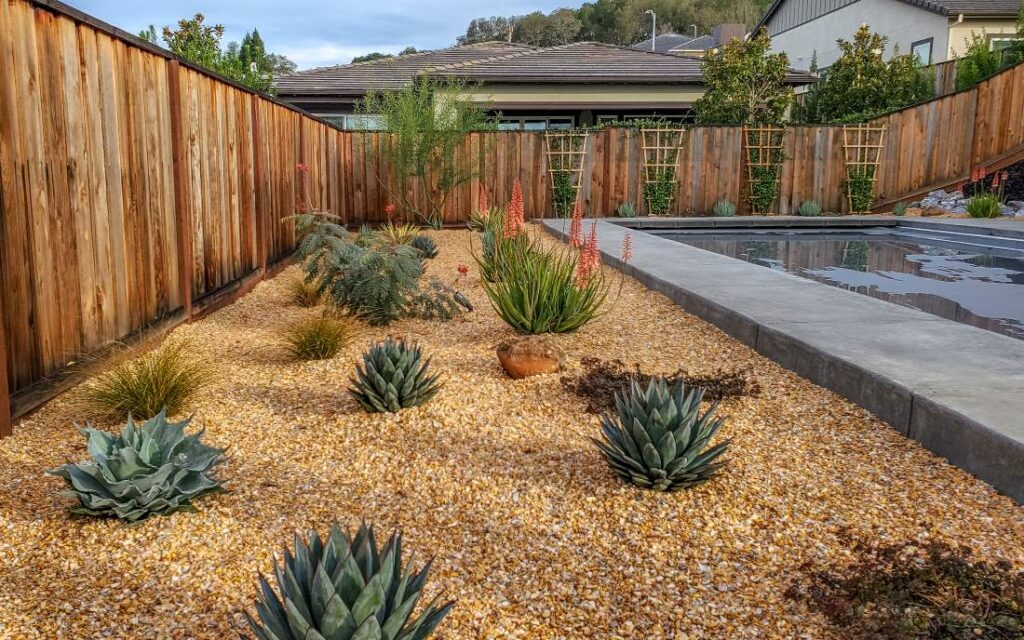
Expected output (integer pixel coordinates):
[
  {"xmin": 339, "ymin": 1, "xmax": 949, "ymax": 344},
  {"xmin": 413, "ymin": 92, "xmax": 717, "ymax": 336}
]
[
  {"xmin": 754, "ymin": 0, "xmax": 1023, "ymax": 70},
  {"xmin": 630, "ymin": 24, "xmax": 746, "ymax": 57},
  {"xmin": 274, "ymin": 40, "xmax": 816, "ymax": 129}
]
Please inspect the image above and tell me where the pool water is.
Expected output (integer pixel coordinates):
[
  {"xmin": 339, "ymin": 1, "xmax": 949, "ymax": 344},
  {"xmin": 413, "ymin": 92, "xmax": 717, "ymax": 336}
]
[{"xmin": 664, "ymin": 230, "xmax": 1024, "ymax": 341}]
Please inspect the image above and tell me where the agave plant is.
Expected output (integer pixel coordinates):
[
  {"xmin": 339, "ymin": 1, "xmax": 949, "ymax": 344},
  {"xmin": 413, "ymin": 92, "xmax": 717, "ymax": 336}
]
[
  {"xmin": 615, "ymin": 202, "xmax": 637, "ymax": 218},
  {"xmin": 380, "ymin": 222, "xmax": 420, "ymax": 245},
  {"xmin": 244, "ymin": 522, "xmax": 454, "ymax": 640},
  {"xmin": 592, "ymin": 378, "xmax": 730, "ymax": 491},
  {"xmin": 467, "ymin": 207, "xmax": 503, "ymax": 233},
  {"xmin": 349, "ymin": 337, "xmax": 443, "ymax": 413},
  {"xmin": 409, "ymin": 235, "xmax": 439, "ymax": 259},
  {"xmin": 46, "ymin": 409, "xmax": 225, "ymax": 522}
]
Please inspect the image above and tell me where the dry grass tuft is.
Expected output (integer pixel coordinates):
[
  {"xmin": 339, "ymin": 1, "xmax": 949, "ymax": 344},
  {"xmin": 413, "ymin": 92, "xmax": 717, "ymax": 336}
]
[
  {"xmin": 288, "ymin": 276, "xmax": 323, "ymax": 307},
  {"xmin": 283, "ymin": 315, "xmax": 354, "ymax": 360},
  {"xmin": 76, "ymin": 340, "xmax": 211, "ymax": 420}
]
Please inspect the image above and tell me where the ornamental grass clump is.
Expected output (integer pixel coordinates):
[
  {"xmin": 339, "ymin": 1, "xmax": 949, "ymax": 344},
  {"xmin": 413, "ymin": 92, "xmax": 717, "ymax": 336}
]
[
  {"xmin": 78, "ymin": 340, "xmax": 211, "ymax": 421},
  {"xmin": 349, "ymin": 337, "xmax": 443, "ymax": 413},
  {"xmin": 288, "ymin": 275, "xmax": 323, "ymax": 307},
  {"xmin": 283, "ymin": 315, "xmax": 353, "ymax": 361},
  {"xmin": 799, "ymin": 200, "xmax": 823, "ymax": 217},
  {"xmin": 966, "ymin": 192, "xmax": 1003, "ymax": 219},
  {"xmin": 243, "ymin": 521, "xmax": 454, "ymax": 640},
  {"xmin": 593, "ymin": 378, "xmax": 730, "ymax": 491},
  {"xmin": 47, "ymin": 409, "xmax": 225, "ymax": 522},
  {"xmin": 712, "ymin": 200, "xmax": 737, "ymax": 217},
  {"xmin": 479, "ymin": 236, "xmax": 608, "ymax": 334}
]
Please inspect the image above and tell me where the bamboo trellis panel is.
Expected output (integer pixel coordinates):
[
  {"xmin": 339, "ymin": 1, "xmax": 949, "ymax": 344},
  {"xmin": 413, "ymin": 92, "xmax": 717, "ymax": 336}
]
[
  {"xmin": 544, "ymin": 131, "xmax": 589, "ymax": 216},
  {"xmin": 640, "ymin": 128, "xmax": 687, "ymax": 215},
  {"xmin": 842, "ymin": 124, "xmax": 888, "ymax": 213},
  {"xmin": 743, "ymin": 125, "xmax": 787, "ymax": 215}
]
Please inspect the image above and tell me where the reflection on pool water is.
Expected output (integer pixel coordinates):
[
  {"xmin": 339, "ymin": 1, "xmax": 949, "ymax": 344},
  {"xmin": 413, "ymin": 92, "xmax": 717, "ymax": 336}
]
[{"xmin": 662, "ymin": 230, "xmax": 1024, "ymax": 341}]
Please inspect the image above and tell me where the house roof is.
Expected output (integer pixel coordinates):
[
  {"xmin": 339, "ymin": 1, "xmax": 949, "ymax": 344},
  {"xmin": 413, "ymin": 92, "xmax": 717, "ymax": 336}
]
[
  {"xmin": 630, "ymin": 33, "xmax": 714, "ymax": 54},
  {"xmin": 754, "ymin": 0, "xmax": 1022, "ymax": 33},
  {"xmin": 276, "ymin": 41, "xmax": 817, "ymax": 98}
]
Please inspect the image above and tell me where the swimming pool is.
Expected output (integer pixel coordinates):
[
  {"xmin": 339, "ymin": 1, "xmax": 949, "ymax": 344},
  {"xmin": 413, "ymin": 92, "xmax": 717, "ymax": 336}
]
[{"xmin": 659, "ymin": 228, "xmax": 1024, "ymax": 341}]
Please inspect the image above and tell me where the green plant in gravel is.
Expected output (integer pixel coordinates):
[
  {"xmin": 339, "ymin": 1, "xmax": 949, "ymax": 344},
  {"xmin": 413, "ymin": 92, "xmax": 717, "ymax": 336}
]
[
  {"xmin": 405, "ymin": 278, "xmax": 473, "ymax": 320},
  {"xmin": 78, "ymin": 341, "xmax": 210, "ymax": 420},
  {"xmin": 283, "ymin": 315, "xmax": 353, "ymax": 360},
  {"xmin": 893, "ymin": 202, "xmax": 908, "ymax": 217},
  {"xmin": 643, "ymin": 168, "xmax": 677, "ymax": 216},
  {"xmin": 409, "ymin": 234, "xmax": 439, "ymax": 259},
  {"xmin": 478, "ymin": 239, "xmax": 608, "ymax": 334},
  {"xmin": 551, "ymin": 168, "xmax": 576, "ymax": 218},
  {"xmin": 592, "ymin": 378, "xmax": 730, "ymax": 491},
  {"xmin": 477, "ymin": 227, "xmax": 533, "ymax": 283},
  {"xmin": 798, "ymin": 200, "xmax": 823, "ymax": 217},
  {"xmin": 46, "ymin": 409, "xmax": 224, "ymax": 522},
  {"xmin": 712, "ymin": 200, "xmax": 737, "ymax": 217},
  {"xmin": 966, "ymin": 192, "xmax": 1003, "ymax": 219},
  {"xmin": 467, "ymin": 206, "xmax": 503, "ymax": 233},
  {"xmin": 845, "ymin": 166, "xmax": 877, "ymax": 213},
  {"xmin": 243, "ymin": 521, "xmax": 453, "ymax": 640},
  {"xmin": 288, "ymin": 276, "xmax": 323, "ymax": 307},
  {"xmin": 615, "ymin": 202, "xmax": 637, "ymax": 218},
  {"xmin": 349, "ymin": 337, "xmax": 443, "ymax": 413},
  {"xmin": 380, "ymin": 221, "xmax": 420, "ymax": 245}
]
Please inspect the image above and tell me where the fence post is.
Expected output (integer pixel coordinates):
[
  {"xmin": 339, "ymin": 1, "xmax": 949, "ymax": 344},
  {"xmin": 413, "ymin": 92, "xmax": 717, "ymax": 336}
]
[
  {"xmin": 0, "ymin": 282, "xmax": 11, "ymax": 437},
  {"xmin": 166, "ymin": 60, "xmax": 193, "ymax": 319},
  {"xmin": 251, "ymin": 98, "xmax": 267, "ymax": 273}
]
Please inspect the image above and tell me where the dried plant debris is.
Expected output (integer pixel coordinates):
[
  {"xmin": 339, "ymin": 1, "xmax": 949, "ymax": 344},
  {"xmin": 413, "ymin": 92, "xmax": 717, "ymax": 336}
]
[
  {"xmin": 561, "ymin": 357, "xmax": 760, "ymax": 413},
  {"xmin": 786, "ymin": 534, "xmax": 1024, "ymax": 640}
]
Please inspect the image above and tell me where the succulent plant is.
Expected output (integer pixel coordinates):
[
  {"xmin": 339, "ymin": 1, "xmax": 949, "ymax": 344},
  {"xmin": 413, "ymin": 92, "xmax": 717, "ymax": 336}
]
[
  {"xmin": 893, "ymin": 202, "xmax": 908, "ymax": 217},
  {"xmin": 712, "ymin": 200, "xmax": 737, "ymax": 217},
  {"xmin": 798, "ymin": 200, "xmax": 823, "ymax": 217},
  {"xmin": 349, "ymin": 337, "xmax": 443, "ymax": 413},
  {"xmin": 593, "ymin": 378, "xmax": 730, "ymax": 491},
  {"xmin": 244, "ymin": 522, "xmax": 454, "ymax": 640},
  {"xmin": 46, "ymin": 409, "xmax": 225, "ymax": 522},
  {"xmin": 615, "ymin": 202, "xmax": 637, "ymax": 218},
  {"xmin": 409, "ymin": 235, "xmax": 439, "ymax": 259},
  {"xmin": 380, "ymin": 222, "xmax": 420, "ymax": 245}
]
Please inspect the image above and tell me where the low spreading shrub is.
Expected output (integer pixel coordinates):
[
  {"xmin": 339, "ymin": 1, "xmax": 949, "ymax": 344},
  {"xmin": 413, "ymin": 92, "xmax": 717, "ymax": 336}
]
[
  {"xmin": 798, "ymin": 200, "xmax": 823, "ymax": 217},
  {"xmin": 349, "ymin": 337, "xmax": 443, "ymax": 413},
  {"xmin": 283, "ymin": 315, "xmax": 352, "ymax": 360},
  {"xmin": 410, "ymin": 234, "xmax": 439, "ymax": 258},
  {"xmin": 78, "ymin": 341, "xmax": 210, "ymax": 420},
  {"xmin": 593, "ymin": 378, "xmax": 731, "ymax": 491},
  {"xmin": 966, "ymin": 193, "xmax": 1003, "ymax": 219},
  {"xmin": 47, "ymin": 410, "xmax": 224, "ymax": 522},
  {"xmin": 786, "ymin": 534, "xmax": 1024, "ymax": 640},
  {"xmin": 561, "ymin": 357, "xmax": 760, "ymax": 414},
  {"xmin": 479, "ymin": 239, "xmax": 608, "ymax": 334},
  {"xmin": 243, "ymin": 522, "xmax": 454, "ymax": 640},
  {"xmin": 712, "ymin": 200, "xmax": 737, "ymax": 217}
]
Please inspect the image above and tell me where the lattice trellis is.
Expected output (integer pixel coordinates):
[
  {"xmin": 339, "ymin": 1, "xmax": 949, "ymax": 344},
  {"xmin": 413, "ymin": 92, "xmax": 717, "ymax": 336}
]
[
  {"xmin": 842, "ymin": 124, "xmax": 888, "ymax": 214},
  {"xmin": 743, "ymin": 125, "xmax": 786, "ymax": 215},
  {"xmin": 544, "ymin": 131, "xmax": 589, "ymax": 217},
  {"xmin": 640, "ymin": 128, "xmax": 687, "ymax": 215}
]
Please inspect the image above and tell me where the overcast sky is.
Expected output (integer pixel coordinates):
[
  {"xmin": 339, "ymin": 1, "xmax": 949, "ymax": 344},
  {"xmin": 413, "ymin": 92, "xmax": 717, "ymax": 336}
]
[{"xmin": 72, "ymin": 0, "xmax": 569, "ymax": 69}]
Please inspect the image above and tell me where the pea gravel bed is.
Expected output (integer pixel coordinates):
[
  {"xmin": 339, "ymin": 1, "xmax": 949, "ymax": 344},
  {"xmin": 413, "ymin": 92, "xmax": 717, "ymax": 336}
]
[{"xmin": 1, "ymin": 229, "xmax": 1022, "ymax": 639}]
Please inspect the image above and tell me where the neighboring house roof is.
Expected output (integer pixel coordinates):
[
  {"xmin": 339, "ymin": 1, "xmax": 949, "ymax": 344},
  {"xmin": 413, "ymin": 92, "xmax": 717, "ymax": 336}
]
[
  {"xmin": 631, "ymin": 33, "xmax": 705, "ymax": 53},
  {"xmin": 670, "ymin": 34, "xmax": 717, "ymax": 52},
  {"xmin": 754, "ymin": 0, "xmax": 1022, "ymax": 33},
  {"xmin": 276, "ymin": 41, "xmax": 816, "ymax": 99}
]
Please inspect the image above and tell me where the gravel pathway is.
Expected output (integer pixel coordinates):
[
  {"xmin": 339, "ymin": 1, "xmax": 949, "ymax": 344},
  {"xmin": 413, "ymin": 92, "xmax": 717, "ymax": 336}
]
[{"xmin": 0, "ymin": 229, "xmax": 1021, "ymax": 639}]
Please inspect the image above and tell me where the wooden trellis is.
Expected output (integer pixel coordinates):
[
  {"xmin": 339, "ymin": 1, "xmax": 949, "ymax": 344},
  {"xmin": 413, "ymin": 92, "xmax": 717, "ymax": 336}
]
[
  {"xmin": 743, "ymin": 125, "xmax": 786, "ymax": 215},
  {"xmin": 842, "ymin": 124, "xmax": 888, "ymax": 213},
  {"xmin": 544, "ymin": 131, "xmax": 589, "ymax": 217},
  {"xmin": 640, "ymin": 128, "xmax": 687, "ymax": 215}
]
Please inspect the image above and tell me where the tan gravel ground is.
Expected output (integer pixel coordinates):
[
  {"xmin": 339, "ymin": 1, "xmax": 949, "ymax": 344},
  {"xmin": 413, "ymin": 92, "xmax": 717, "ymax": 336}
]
[{"xmin": 1, "ymin": 229, "xmax": 1022, "ymax": 639}]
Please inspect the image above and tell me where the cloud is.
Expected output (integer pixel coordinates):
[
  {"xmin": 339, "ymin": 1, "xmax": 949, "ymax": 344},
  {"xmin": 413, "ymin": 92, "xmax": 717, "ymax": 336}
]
[{"xmin": 279, "ymin": 42, "xmax": 407, "ymax": 69}]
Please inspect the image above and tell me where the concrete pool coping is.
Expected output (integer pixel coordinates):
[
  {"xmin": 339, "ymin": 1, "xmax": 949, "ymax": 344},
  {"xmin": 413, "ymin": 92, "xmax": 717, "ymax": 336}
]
[{"xmin": 541, "ymin": 216, "xmax": 1024, "ymax": 503}]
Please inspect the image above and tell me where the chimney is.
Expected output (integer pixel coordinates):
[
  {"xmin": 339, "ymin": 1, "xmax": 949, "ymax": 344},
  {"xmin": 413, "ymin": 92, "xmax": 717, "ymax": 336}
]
[{"xmin": 713, "ymin": 23, "xmax": 746, "ymax": 45}]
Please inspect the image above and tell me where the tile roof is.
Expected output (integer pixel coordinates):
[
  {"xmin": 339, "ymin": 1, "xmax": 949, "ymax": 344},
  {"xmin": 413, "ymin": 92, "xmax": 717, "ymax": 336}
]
[{"xmin": 275, "ymin": 41, "xmax": 817, "ymax": 97}]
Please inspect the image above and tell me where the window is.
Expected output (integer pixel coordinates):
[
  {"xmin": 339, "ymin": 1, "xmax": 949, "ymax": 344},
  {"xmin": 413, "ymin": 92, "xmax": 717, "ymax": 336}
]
[
  {"xmin": 316, "ymin": 114, "xmax": 384, "ymax": 130},
  {"xmin": 495, "ymin": 116, "xmax": 574, "ymax": 130},
  {"xmin": 911, "ymin": 38, "xmax": 933, "ymax": 65}
]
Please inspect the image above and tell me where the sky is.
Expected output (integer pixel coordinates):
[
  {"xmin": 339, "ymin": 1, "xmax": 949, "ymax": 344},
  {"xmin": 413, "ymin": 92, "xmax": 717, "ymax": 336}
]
[{"xmin": 72, "ymin": 0, "xmax": 569, "ymax": 70}]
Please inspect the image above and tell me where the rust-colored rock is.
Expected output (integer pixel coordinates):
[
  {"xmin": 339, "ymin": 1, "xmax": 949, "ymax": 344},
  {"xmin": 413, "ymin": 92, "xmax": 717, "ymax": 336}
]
[{"xmin": 496, "ymin": 336, "xmax": 565, "ymax": 379}]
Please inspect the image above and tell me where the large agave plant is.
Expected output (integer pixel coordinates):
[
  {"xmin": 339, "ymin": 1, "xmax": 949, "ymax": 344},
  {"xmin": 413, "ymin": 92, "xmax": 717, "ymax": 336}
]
[
  {"xmin": 593, "ymin": 378, "xmax": 730, "ymax": 491},
  {"xmin": 46, "ymin": 409, "xmax": 225, "ymax": 522},
  {"xmin": 349, "ymin": 338, "xmax": 443, "ymax": 413},
  {"xmin": 244, "ymin": 522, "xmax": 453, "ymax": 640}
]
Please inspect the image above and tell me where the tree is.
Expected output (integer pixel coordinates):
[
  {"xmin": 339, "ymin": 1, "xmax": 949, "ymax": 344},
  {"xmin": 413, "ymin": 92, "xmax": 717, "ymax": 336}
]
[
  {"xmin": 358, "ymin": 77, "xmax": 493, "ymax": 229},
  {"xmin": 139, "ymin": 25, "xmax": 157, "ymax": 43},
  {"xmin": 352, "ymin": 52, "xmax": 394, "ymax": 63},
  {"xmin": 796, "ymin": 25, "xmax": 934, "ymax": 123},
  {"xmin": 458, "ymin": 16, "xmax": 516, "ymax": 44},
  {"xmin": 266, "ymin": 53, "xmax": 297, "ymax": 76},
  {"xmin": 693, "ymin": 29, "xmax": 793, "ymax": 125},
  {"xmin": 162, "ymin": 14, "xmax": 224, "ymax": 70}
]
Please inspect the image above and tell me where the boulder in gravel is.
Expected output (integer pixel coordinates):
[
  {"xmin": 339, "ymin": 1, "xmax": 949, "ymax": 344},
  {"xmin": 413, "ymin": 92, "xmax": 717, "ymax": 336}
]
[{"xmin": 497, "ymin": 336, "xmax": 565, "ymax": 379}]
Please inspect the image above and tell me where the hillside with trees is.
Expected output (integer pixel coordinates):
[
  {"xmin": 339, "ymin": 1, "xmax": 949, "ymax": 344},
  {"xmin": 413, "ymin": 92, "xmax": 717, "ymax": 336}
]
[{"xmin": 457, "ymin": 0, "xmax": 773, "ymax": 47}]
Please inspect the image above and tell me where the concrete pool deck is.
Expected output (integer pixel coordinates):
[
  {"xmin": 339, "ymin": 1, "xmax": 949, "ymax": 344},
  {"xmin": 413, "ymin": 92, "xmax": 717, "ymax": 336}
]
[{"xmin": 542, "ymin": 216, "xmax": 1024, "ymax": 502}]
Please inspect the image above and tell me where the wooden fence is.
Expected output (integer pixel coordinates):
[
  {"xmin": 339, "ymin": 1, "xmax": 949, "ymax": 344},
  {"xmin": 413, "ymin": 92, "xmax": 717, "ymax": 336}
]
[{"xmin": 3, "ymin": 0, "xmax": 1024, "ymax": 435}]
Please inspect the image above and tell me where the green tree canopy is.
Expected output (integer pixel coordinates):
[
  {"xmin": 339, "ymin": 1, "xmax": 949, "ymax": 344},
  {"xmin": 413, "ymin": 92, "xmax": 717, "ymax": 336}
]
[
  {"xmin": 693, "ymin": 29, "xmax": 793, "ymax": 125},
  {"xmin": 796, "ymin": 25, "xmax": 934, "ymax": 123}
]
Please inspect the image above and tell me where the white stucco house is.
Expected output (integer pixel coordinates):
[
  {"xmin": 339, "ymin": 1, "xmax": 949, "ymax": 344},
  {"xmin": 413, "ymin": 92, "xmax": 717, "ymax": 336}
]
[{"xmin": 754, "ymin": 0, "xmax": 1022, "ymax": 70}]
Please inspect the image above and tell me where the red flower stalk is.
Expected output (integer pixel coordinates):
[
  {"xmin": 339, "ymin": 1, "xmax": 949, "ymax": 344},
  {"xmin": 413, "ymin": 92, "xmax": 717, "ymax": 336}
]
[
  {"xmin": 993, "ymin": 172, "xmax": 1001, "ymax": 188},
  {"xmin": 478, "ymin": 188, "xmax": 489, "ymax": 214},
  {"xmin": 569, "ymin": 198, "xmax": 584, "ymax": 248},
  {"xmin": 620, "ymin": 232, "xmax": 633, "ymax": 263},
  {"xmin": 576, "ymin": 222, "xmax": 601, "ymax": 287},
  {"xmin": 384, "ymin": 203, "xmax": 396, "ymax": 222},
  {"xmin": 503, "ymin": 180, "xmax": 526, "ymax": 238}
]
